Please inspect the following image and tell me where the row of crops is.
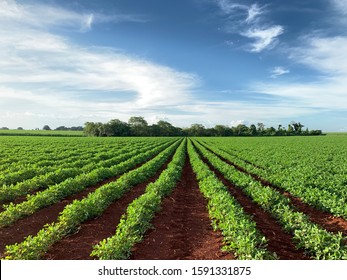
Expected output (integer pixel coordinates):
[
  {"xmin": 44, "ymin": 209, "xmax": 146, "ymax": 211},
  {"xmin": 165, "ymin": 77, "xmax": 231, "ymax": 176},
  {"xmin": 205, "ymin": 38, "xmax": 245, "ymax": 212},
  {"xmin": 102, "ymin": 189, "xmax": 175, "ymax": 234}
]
[{"xmin": 0, "ymin": 135, "xmax": 346, "ymax": 260}]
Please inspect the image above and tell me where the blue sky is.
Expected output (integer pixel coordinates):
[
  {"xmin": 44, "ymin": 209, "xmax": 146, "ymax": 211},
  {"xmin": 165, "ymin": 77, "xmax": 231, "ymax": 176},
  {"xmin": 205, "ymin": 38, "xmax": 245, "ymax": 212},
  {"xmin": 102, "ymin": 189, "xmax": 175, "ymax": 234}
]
[{"xmin": 1, "ymin": 0, "xmax": 347, "ymax": 131}]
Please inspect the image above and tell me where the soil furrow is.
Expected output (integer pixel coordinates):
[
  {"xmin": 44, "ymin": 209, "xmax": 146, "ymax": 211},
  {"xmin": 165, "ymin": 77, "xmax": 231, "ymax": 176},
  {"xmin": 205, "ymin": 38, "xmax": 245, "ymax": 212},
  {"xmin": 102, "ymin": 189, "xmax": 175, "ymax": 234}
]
[
  {"xmin": 130, "ymin": 155, "xmax": 233, "ymax": 260},
  {"xmin": 0, "ymin": 176, "xmax": 119, "ymax": 255},
  {"xmin": 194, "ymin": 145, "xmax": 308, "ymax": 260},
  {"xmin": 207, "ymin": 145, "xmax": 347, "ymax": 236},
  {"xmin": 0, "ymin": 153, "xmax": 166, "ymax": 256},
  {"xmin": 43, "ymin": 157, "xmax": 173, "ymax": 260}
]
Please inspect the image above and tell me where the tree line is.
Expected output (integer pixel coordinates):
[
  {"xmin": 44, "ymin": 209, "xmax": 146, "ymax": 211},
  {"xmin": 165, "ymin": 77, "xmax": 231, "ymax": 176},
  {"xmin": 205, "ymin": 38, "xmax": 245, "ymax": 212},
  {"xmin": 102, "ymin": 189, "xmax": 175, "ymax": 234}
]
[{"xmin": 83, "ymin": 117, "xmax": 323, "ymax": 137}]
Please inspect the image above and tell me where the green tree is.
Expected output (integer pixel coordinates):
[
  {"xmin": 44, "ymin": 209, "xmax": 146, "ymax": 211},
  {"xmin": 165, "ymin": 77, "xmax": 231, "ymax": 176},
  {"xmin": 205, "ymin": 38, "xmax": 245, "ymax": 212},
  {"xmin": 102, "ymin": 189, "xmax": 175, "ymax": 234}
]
[
  {"xmin": 106, "ymin": 119, "xmax": 130, "ymax": 136},
  {"xmin": 156, "ymin": 120, "xmax": 176, "ymax": 136},
  {"xmin": 42, "ymin": 125, "xmax": 51, "ymax": 131},
  {"xmin": 189, "ymin": 123, "xmax": 206, "ymax": 136},
  {"xmin": 257, "ymin": 122, "xmax": 265, "ymax": 134},
  {"xmin": 84, "ymin": 122, "xmax": 103, "ymax": 136},
  {"xmin": 249, "ymin": 124, "xmax": 257, "ymax": 136},
  {"xmin": 128, "ymin": 116, "xmax": 149, "ymax": 136},
  {"xmin": 235, "ymin": 124, "xmax": 249, "ymax": 136},
  {"xmin": 214, "ymin": 125, "xmax": 233, "ymax": 136}
]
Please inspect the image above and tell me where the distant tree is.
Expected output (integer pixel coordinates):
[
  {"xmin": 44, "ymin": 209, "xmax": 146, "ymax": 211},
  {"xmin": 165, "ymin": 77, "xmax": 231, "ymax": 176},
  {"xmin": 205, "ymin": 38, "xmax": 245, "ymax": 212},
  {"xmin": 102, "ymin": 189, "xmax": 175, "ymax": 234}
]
[
  {"xmin": 42, "ymin": 125, "xmax": 51, "ymax": 131},
  {"xmin": 257, "ymin": 122, "xmax": 265, "ymax": 134},
  {"xmin": 82, "ymin": 118, "xmax": 322, "ymax": 138},
  {"xmin": 0, "ymin": 127, "xmax": 9, "ymax": 130},
  {"xmin": 265, "ymin": 126, "xmax": 276, "ymax": 136},
  {"xmin": 84, "ymin": 122, "xmax": 103, "ymax": 136},
  {"xmin": 287, "ymin": 124, "xmax": 294, "ymax": 135},
  {"xmin": 17, "ymin": 127, "xmax": 24, "ymax": 130},
  {"xmin": 249, "ymin": 124, "xmax": 257, "ymax": 136},
  {"xmin": 214, "ymin": 125, "xmax": 232, "ymax": 136},
  {"xmin": 128, "ymin": 116, "xmax": 149, "ymax": 136},
  {"xmin": 55, "ymin": 126, "xmax": 68, "ymax": 131},
  {"xmin": 70, "ymin": 126, "xmax": 84, "ymax": 131},
  {"xmin": 309, "ymin": 130, "xmax": 323, "ymax": 135},
  {"xmin": 106, "ymin": 119, "xmax": 130, "ymax": 136},
  {"xmin": 188, "ymin": 124, "xmax": 206, "ymax": 136},
  {"xmin": 156, "ymin": 120, "xmax": 176, "ymax": 136},
  {"xmin": 290, "ymin": 121, "xmax": 304, "ymax": 134},
  {"xmin": 235, "ymin": 124, "xmax": 249, "ymax": 136},
  {"xmin": 276, "ymin": 124, "xmax": 285, "ymax": 136}
]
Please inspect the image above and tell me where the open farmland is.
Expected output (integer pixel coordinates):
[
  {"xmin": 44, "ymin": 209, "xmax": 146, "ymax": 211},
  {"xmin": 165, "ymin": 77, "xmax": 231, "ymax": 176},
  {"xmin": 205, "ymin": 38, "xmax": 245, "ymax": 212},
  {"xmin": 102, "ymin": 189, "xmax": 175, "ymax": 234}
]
[{"xmin": 0, "ymin": 135, "xmax": 347, "ymax": 260}]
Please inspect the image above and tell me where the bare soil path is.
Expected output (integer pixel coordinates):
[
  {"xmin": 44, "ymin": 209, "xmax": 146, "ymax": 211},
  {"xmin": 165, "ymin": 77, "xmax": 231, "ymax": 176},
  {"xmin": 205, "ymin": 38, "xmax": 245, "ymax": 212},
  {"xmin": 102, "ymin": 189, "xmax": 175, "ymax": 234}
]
[
  {"xmin": 0, "ymin": 155, "xmax": 169, "ymax": 257},
  {"xmin": 193, "ymin": 145, "xmax": 308, "ymax": 260},
  {"xmin": 130, "ymin": 155, "xmax": 233, "ymax": 260},
  {"xmin": 200, "ymin": 142, "xmax": 347, "ymax": 237}
]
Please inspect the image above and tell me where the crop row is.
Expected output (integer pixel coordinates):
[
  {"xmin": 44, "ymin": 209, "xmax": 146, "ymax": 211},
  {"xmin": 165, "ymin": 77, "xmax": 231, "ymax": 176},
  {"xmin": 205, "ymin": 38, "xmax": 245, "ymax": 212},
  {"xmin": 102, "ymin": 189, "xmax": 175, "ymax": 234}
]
[
  {"xmin": 0, "ymin": 138, "xmax": 171, "ymax": 186},
  {"xmin": 3, "ymin": 138, "xmax": 182, "ymax": 259},
  {"xmin": 0, "ymin": 139, "xmax": 178, "ymax": 227},
  {"xmin": 91, "ymin": 138, "xmax": 187, "ymax": 259},
  {"xmin": 193, "ymin": 139, "xmax": 347, "ymax": 260},
  {"xmin": 0, "ymin": 139, "xmax": 163, "ymax": 203},
  {"xmin": 200, "ymin": 138, "xmax": 347, "ymax": 219},
  {"xmin": 187, "ymin": 139, "xmax": 275, "ymax": 259}
]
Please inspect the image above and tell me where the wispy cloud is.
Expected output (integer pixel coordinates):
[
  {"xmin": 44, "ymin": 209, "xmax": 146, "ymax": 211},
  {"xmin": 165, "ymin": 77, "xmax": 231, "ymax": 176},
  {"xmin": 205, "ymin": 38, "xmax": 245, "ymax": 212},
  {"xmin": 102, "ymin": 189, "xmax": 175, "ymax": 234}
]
[
  {"xmin": 242, "ymin": 25, "xmax": 284, "ymax": 52},
  {"xmin": 214, "ymin": 1, "xmax": 283, "ymax": 52},
  {"xmin": 331, "ymin": 0, "xmax": 347, "ymax": 14},
  {"xmin": 0, "ymin": 0, "xmax": 146, "ymax": 32},
  {"xmin": 253, "ymin": 34, "xmax": 347, "ymax": 113},
  {"xmin": 270, "ymin": 66, "xmax": 290, "ymax": 78},
  {"xmin": 0, "ymin": 0, "xmax": 198, "ymax": 128},
  {"xmin": 246, "ymin": 3, "xmax": 264, "ymax": 23},
  {"xmin": 290, "ymin": 36, "xmax": 347, "ymax": 75}
]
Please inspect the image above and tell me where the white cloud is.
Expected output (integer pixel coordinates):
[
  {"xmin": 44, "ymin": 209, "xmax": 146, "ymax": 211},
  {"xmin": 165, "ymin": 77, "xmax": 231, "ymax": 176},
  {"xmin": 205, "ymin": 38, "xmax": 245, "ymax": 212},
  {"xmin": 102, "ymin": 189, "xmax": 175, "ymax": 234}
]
[
  {"xmin": 215, "ymin": 0, "xmax": 248, "ymax": 14},
  {"xmin": 242, "ymin": 25, "xmax": 284, "ymax": 52},
  {"xmin": 246, "ymin": 3, "xmax": 264, "ymax": 23},
  {"xmin": 251, "ymin": 35, "xmax": 347, "ymax": 113},
  {"xmin": 290, "ymin": 36, "xmax": 347, "ymax": 75},
  {"xmin": 270, "ymin": 66, "xmax": 290, "ymax": 78},
  {"xmin": 331, "ymin": 0, "xmax": 347, "ymax": 14},
  {"xmin": 0, "ymin": 0, "xmax": 145, "ymax": 32},
  {"xmin": 215, "ymin": 0, "xmax": 263, "ymax": 23},
  {"xmin": 0, "ymin": 0, "xmax": 199, "ymax": 128},
  {"xmin": 214, "ymin": 1, "xmax": 283, "ymax": 52}
]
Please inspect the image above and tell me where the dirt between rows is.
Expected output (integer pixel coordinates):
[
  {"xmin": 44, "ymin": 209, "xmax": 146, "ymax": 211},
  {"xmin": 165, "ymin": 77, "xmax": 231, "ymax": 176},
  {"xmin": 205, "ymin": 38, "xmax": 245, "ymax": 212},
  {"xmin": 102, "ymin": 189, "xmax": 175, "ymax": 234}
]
[
  {"xmin": 44, "ymin": 155, "xmax": 231, "ymax": 260},
  {"xmin": 194, "ymin": 150, "xmax": 308, "ymax": 260},
  {"xmin": 2, "ymin": 143, "xmax": 345, "ymax": 260},
  {"xmin": 0, "ymin": 154, "xmax": 170, "ymax": 258},
  {"xmin": 130, "ymin": 156, "xmax": 233, "ymax": 260},
  {"xmin": 200, "ymin": 143, "xmax": 347, "ymax": 237}
]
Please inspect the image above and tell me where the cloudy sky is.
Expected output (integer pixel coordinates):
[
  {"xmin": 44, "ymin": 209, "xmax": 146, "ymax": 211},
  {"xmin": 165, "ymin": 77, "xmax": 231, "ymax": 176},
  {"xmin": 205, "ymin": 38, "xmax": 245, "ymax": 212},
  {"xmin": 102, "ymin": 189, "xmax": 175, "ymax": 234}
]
[{"xmin": 1, "ymin": 0, "xmax": 347, "ymax": 131}]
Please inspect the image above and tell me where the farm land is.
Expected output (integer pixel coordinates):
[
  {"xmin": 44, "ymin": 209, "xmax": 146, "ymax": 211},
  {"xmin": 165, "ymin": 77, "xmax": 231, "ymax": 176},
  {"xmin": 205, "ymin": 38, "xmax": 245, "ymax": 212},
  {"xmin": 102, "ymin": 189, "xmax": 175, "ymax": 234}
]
[{"xmin": 0, "ymin": 135, "xmax": 346, "ymax": 260}]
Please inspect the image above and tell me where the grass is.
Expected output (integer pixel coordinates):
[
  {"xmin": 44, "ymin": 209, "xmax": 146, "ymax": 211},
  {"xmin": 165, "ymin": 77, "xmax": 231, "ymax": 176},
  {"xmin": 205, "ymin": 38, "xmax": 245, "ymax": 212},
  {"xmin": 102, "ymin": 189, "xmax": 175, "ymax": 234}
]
[{"xmin": 0, "ymin": 130, "xmax": 84, "ymax": 137}]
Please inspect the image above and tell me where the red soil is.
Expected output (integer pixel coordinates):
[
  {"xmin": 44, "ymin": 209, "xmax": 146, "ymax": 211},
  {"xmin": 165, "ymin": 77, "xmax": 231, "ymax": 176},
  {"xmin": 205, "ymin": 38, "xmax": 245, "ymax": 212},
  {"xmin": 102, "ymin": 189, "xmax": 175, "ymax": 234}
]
[
  {"xmin": 196, "ymin": 151, "xmax": 308, "ymax": 260},
  {"xmin": 2, "ymin": 142, "xmax": 344, "ymax": 260},
  {"xmin": 0, "ymin": 176, "xmax": 119, "ymax": 257},
  {"xmin": 130, "ymin": 156, "xmax": 233, "ymax": 260},
  {"xmin": 0, "ymin": 154, "xmax": 167, "ymax": 257},
  {"xmin": 43, "ymin": 178, "xmax": 155, "ymax": 259},
  {"xmin": 201, "ymin": 143, "xmax": 347, "ymax": 237}
]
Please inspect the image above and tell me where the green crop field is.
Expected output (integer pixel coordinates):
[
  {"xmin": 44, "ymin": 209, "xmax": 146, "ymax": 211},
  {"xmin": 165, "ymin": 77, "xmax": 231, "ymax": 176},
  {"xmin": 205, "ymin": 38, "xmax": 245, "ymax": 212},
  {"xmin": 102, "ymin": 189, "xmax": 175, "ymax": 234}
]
[
  {"xmin": 0, "ymin": 135, "xmax": 346, "ymax": 260},
  {"xmin": 0, "ymin": 129, "xmax": 84, "ymax": 137}
]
